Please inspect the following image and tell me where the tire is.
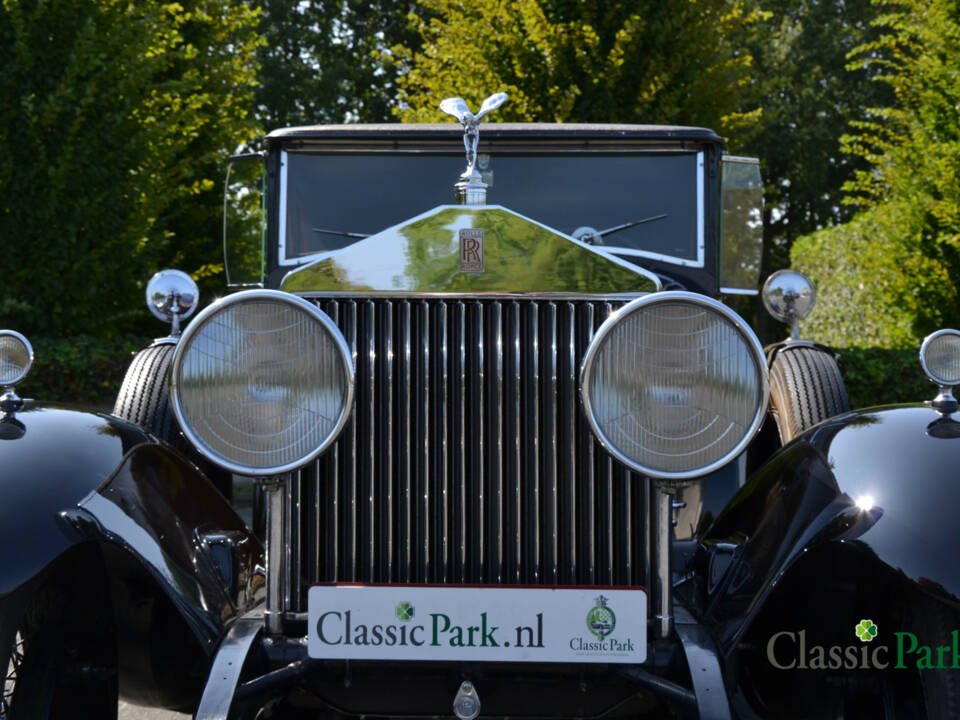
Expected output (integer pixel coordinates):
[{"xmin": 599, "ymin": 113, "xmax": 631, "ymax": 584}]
[
  {"xmin": 769, "ymin": 345, "xmax": 850, "ymax": 444},
  {"xmin": 1, "ymin": 581, "xmax": 117, "ymax": 719},
  {"xmin": 113, "ymin": 343, "xmax": 233, "ymax": 500}
]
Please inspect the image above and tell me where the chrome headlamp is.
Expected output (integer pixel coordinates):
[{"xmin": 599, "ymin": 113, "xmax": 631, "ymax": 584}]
[
  {"xmin": 580, "ymin": 292, "xmax": 769, "ymax": 480},
  {"xmin": 170, "ymin": 290, "xmax": 354, "ymax": 475}
]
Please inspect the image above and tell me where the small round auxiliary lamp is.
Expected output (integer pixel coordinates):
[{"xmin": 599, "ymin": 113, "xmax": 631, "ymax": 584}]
[
  {"xmin": 0, "ymin": 329, "xmax": 34, "ymax": 419},
  {"xmin": 146, "ymin": 269, "xmax": 199, "ymax": 340},
  {"xmin": 762, "ymin": 269, "xmax": 816, "ymax": 340},
  {"xmin": 920, "ymin": 329, "xmax": 960, "ymax": 415}
]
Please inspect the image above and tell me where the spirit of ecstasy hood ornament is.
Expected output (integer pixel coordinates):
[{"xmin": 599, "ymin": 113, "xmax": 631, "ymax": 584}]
[{"xmin": 440, "ymin": 92, "xmax": 508, "ymax": 205}]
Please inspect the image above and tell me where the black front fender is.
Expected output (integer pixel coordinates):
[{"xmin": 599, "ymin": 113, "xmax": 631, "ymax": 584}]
[
  {"xmin": 700, "ymin": 404, "xmax": 960, "ymax": 656},
  {"xmin": 0, "ymin": 405, "xmax": 151, "ymax": 597},
  {"xmin": 0, "ymin": 405, "xmax": 264, "ymax": 708}
]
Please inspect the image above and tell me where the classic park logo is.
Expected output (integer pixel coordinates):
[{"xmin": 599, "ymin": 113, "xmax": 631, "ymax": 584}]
[
  {"xmin": 767, "ymin": 618, "xmax": 960, "ymax": 670},
  {"xmin": 570, "ymin": 595, "xmax": 635, "ymax": 654},
  {"xmin": 586, "ymin": 595, "xmax": 616, "ymax": 640}
]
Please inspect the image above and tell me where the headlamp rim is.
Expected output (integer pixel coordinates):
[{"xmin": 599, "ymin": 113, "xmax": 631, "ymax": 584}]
[
  {"xmin": 579, "ymin": 290, "xmax": 769, "ymax": 480},
  {"xmin": 0, "ymin": 329, "xmax": 35, "ymax": 388},
  {"xmin": 170, "ymin": 288, "xmax": 355, "ymax": 476},
  {"xmin": 919, "ymin": 328, "xmax": 960, "ymax": 388}
]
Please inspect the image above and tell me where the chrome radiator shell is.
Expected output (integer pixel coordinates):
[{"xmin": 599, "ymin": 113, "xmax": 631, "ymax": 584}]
[{"xmin": 281, "ymin": 295, "xmax": 652, "ymax": 613}]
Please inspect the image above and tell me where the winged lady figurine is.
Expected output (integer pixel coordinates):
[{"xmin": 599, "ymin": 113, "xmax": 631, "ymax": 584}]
[{"xmin": 440, "ymin": 92, "xmax": 508, "ymax": 179}]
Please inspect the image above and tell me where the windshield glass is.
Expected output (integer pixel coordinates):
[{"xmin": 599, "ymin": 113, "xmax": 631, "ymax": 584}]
[{"xmin": 280, "ymin": 151, "xmax": 702, "ymax": 266}]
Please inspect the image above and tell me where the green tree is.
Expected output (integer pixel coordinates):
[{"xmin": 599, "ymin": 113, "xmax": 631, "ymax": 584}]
[
  {"xmin": 393, "ymin": 0, "xmax": 765, "ymax": 140},
  {"xmin": 255, "ymin": 0, "xmax": 421, "ymax": 129},
  {"xmin": 792, "ymin": 0, "xmax": 960, "ymax": 348},
  {"xmin": 0, "ymin": 0, "xmax": 261, "ymax": 339},
  {"xmin": 742, "ymin": 0, "xmax": 888, "ymax": 280}
]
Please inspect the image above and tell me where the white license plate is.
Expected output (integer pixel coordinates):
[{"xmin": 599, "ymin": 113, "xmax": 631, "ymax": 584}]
[{"xmin": 307, "ymin": 585, "xmax": 646, "ymax": 663}]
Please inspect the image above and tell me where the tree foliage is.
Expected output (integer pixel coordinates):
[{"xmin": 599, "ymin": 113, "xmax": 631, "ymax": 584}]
[
  {"xmin": 255, "ymin": 0, "xmax": 421, "ymax": 129},
  {"xmin": 0, "ymin": 0, "xmax": 261, "ymax": 339},
  {"xmin": 742, "ymin": 0, "xmax": 889, "ymax": 272},
  {"xmin": 792, "ymin": 0, "xmax": 960, "ymax": 348},
  {"xmin": 393, "ymin": 0, "xmax": 765, "ymax": 141}
]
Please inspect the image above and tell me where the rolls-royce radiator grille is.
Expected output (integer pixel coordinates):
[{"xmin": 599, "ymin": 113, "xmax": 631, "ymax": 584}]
[{"xmin": 284, "ymin": 296, "xmax": 651, "ymax": 613}]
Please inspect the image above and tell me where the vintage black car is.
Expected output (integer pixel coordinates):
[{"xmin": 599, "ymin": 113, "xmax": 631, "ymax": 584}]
[{"xmin": 2, "ymin": 94, "xmax": 960, "ymax": 719}]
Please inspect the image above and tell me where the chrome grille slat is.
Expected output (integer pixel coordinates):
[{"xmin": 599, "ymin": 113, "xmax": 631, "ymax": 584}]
[
  {"xmin": 398, "ymin": 301, "xmax": 412, "ymax": 582},
  {"xmin": 433, "ymin": 302, "xmax": 449, "ymax": 583},
  {"xmin": 523, "ymin": 302, "xmax": 540, "ymax": 583},
  {"xmin": 507, "ymin": 301, "xmax": 522, "ymax": 584},
  {"xmin": 542, "ymin": 302, "xmax": 558, "ymax": 584},
  {"xmin": 301, "ymin": 296, "xmax": 646, "ymax": 611}
]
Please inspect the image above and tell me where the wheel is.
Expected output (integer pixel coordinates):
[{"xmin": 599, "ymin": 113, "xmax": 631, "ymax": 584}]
[
  {"xmin": 113, "ymin": 343, "xmax": 233, "ymax": 500},
  {"xmin": 1, "ymin": 581, "xmax": 117, "ymax": 719},
  {"xmin": 769, "ymin": 345, "xmax": 850, "ymax": 443}
]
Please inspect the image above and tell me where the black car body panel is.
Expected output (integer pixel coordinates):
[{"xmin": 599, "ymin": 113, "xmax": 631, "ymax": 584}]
[
  {"xmin": 0, "ymin": 405, "xmax": 263, "ymax": 709},
  {"xmin": 0, "ymin": 405, "xmax": 150, "ymax": 597},
  {"xmin": 700, "ymin": 404, "xmax": 960, "ymax": 656}
]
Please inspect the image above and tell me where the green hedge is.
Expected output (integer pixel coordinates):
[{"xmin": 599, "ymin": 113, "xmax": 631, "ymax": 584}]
[
  {"xmin": 836, "ymin": 346, "xmax": 932, "ymax": 409},
  {"xmin": 16, "ymin": 335, "xmax": 144, "ymax": 409}
]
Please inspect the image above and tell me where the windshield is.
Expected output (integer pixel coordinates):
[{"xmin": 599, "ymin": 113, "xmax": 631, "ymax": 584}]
[{"xmin": 279, "ymin": 150, "xmax": 703, "ymax": 267}]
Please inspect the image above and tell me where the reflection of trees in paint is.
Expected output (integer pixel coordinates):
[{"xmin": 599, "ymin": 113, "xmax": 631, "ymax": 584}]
[{"xmin": 281, "ymin": 206, "xmax": 656, "ymax": 293}]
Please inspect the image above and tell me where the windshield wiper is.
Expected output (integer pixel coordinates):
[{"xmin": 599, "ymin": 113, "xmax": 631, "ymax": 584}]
[
  {"xmin": 572, "ymin": 214, "xmax": 667, "ymax": 245},
  {"xmin": 311, "ymin": 227, "xmax": 370, "ymax": 240}
]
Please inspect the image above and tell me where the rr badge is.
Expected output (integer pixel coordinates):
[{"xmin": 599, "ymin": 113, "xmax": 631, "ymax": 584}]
[{"xmin": 459, "ymin": 228, "xmax": 485, "ymax": 273}]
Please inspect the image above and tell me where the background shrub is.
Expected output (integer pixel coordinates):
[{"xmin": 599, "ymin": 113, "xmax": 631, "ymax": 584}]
[{"xmin": 16, "ymin": 335, "xmax": 144, "ymax": 409}]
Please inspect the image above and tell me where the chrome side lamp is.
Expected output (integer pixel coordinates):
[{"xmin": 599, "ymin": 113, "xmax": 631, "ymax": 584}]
[
  {"xmin": 146, "ymin": 269, "xmax": 200, "ymax": 342},
  {"xmin": 0, "ymin": 329, "xmax": 34, "ymax": 420},
  {"xmin": 920, "ymin": 329, "xmax": 960, "ymax": 415},
  {"xmin": 761, "ymin": 269, "xmax": 816, "ymax": 340}
]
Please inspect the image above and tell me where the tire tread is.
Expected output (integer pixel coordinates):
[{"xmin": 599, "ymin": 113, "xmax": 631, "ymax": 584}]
[{"xmin": 769, "ymin": 346, "xmax": 851, "ymax": 443}]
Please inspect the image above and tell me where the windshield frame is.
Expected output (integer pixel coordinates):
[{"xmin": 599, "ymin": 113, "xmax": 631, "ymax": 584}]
[{"xmin": 274, "ymin": 148, "xmax": 706, "ymax": 270}]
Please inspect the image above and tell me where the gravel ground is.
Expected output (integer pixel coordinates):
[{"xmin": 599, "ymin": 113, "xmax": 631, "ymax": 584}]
[{"xmin": 118, "ymin": 700, "xmax": 190, "ymax": 719}]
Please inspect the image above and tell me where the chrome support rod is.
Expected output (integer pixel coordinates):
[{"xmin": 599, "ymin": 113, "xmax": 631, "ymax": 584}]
[
  {"xmin": 652, "ymin": 482, "xmax": 674, "ymax": 640},
  {"xmin": 262, "ymin": 476, "xmax": 286, "ymax": 635}
]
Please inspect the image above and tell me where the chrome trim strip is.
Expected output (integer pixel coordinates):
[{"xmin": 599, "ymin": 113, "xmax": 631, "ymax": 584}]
[
  {"xmin": 720, "ymin": 287, "xmax": 760, "ymax": 296},
  {"xmin": 277, "ymin": 150, "xmax": 290, "ymax": 265},
  {"xmin": 265, "ymin": 480, "xmax": 285, "ymax": 634},
  {"xmin": 652, "ymin": 484, "xmax": 674, "ymax": 640},
  {"xmin": 195, "ymin": 610, "xmax": 264, "ymax": 720},
  {"xmin": 674, "ymin": 605, "xmax": 733, "ymax": 719}
]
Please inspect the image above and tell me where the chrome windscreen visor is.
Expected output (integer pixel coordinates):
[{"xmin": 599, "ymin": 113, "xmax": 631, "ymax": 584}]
[
  {"xmin": 920, "ymin": 329, "xmax": 960, "ymax": 386},
  {"xmin": 171, "ymin": 290, "xmax": 354, "ymax": 475},
  {"xmin": 0, "ymin": 330, "xmax": 34, "ymax": 386},
  {"xmin": 580, "ymin": 292, "xmax": 769, "ymax": 480}
]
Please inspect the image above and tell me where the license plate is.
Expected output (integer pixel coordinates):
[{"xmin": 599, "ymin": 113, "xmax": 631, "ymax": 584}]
[{"xmin": 307, "ymin": 585, "xmax": 646, "ymax": 663}]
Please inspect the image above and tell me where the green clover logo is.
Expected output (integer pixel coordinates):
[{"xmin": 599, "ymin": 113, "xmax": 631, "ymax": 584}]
[
  {"xmin": 855, "ymin": 619, "xmax": 878, "ymax": 642},
  {"xmin": 396, "ymin": 602, "xmax": 415, "ymax": 622}
]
